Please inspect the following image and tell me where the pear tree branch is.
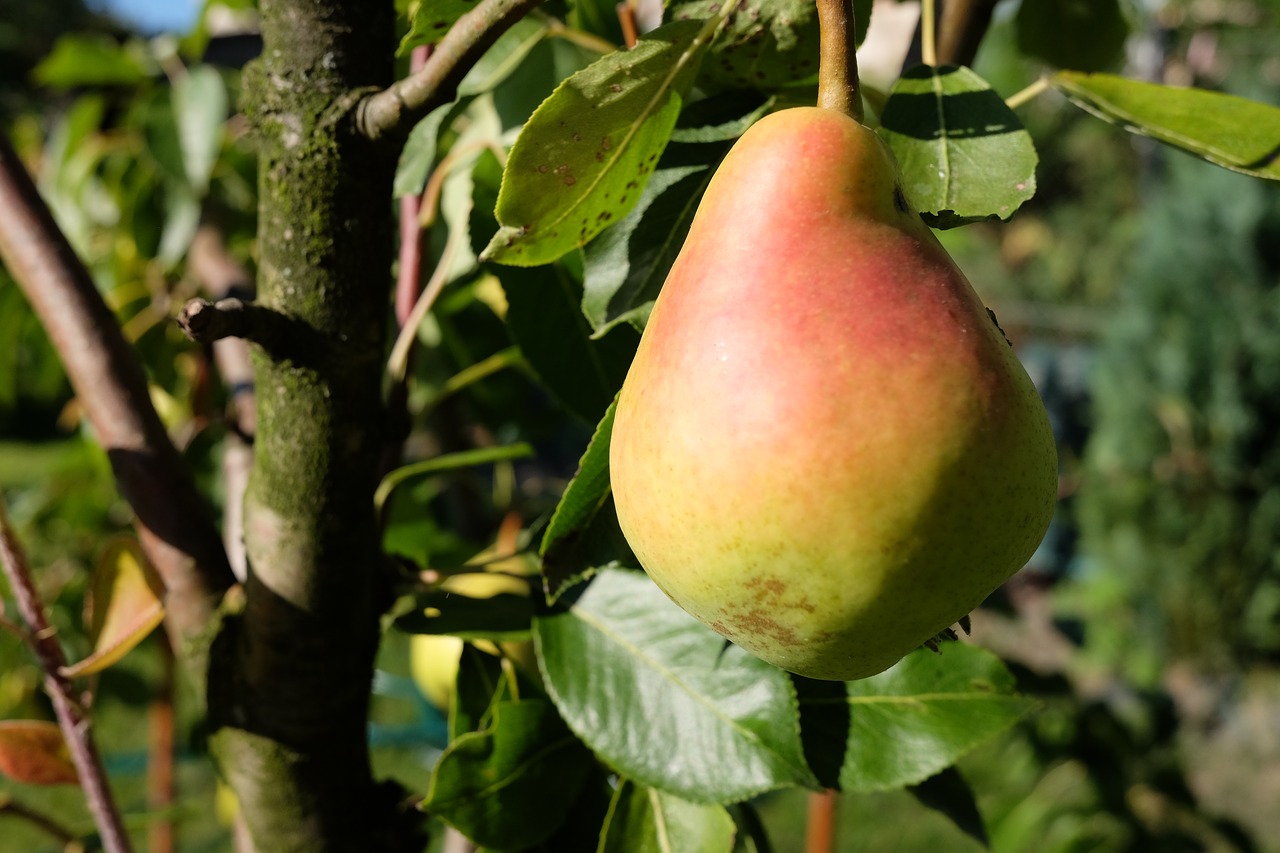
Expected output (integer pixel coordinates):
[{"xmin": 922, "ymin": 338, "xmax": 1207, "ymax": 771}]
[
  {"xmin": 358, "ymin": 0, "xmax": 546, "ymax": 142},
  {"xmin": 0, "ymin": 134, "xmax": 236, "ymax": 655},
  {"xmin": 0, "ymin": 498, "xmax": 132, "ymax": 853},
  {"xmin": 937, "ymin": 0, "xmax": 999, "ymax": 68}
]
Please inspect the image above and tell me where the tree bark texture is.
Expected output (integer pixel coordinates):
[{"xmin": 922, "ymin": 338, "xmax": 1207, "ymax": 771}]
[{"xmin": 206, "ymin": 1, "xmax": 417, "ymax": 850}]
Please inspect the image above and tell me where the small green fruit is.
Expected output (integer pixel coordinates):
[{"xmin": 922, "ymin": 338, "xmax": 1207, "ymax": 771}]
[{"xmin": 609, "ymin": 107, "xmax": 1058, "ymax": 681}]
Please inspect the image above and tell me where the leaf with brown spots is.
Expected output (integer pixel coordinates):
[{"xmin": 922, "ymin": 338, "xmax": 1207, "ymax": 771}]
[
  {"xmin": 0, "ymin": 721, "xmax": 79, "ymax": 786},
  {"xmin": 482, "ymin": 17, "xmax": 724, "ymax": 266}
]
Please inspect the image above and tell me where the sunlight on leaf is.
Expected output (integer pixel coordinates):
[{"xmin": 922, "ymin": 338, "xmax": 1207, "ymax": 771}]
[
  {"xmin": 1052, "ymin": 71, "xmax": 1280, "ymax": 181},
  {"xmin": 62, "ymin": 537, "xmax": 164, "ymax": 679},
  {"xmin": 879, "ymin": 64, "xmax": 1038, "ymax": 228},
  {"xmin": 534, "ymin": 568, "xmax": 818, "ymax": 803},
  {"xmin": 598, "ymin": 778, "xmax": 737, "ymax": 852},
  {"xmin": 482, "ymin": 17, "xmax": 723, "ymax": 266}
]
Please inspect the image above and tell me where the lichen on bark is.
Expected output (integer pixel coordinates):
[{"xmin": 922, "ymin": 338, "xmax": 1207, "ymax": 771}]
[{"xmin": 206, "ymin": 1, "xmax": 418, "ymax": 850}]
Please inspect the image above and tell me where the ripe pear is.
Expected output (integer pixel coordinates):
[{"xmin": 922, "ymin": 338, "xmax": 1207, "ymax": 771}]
[{"xmin": 609, "ymin": 107, "xmax": 1058, "ymax": 681}]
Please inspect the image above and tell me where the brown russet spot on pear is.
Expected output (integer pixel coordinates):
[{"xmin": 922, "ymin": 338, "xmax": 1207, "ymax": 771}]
[{"xmin": 609, "ymin": 107, "xmax": 1058, "ymax": 681}]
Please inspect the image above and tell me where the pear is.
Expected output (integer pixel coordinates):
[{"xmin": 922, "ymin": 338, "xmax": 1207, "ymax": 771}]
[{"xmin": 609, "ymin": 107, "xmax": 1058, "ymax": 681}]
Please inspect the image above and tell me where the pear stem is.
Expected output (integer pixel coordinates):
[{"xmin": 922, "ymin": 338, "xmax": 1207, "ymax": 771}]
[
  {"xmin": 921, "ymin": 0, "xmax": 938, "ymax": 66},
  {"xmin": 816, "ymin": 0, "xmax": 864, "ymax": 123}
]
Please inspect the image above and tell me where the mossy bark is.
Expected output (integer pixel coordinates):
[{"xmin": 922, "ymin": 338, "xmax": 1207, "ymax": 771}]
[{"xmin": 205, "ymin": 1, "xmax": 418, "ymax": 850}]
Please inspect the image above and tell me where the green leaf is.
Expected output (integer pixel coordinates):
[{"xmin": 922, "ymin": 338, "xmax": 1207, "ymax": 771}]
[
  {"xmin": 457, "ymin": 17, "xmax": 549, "ymax": 97},
  {"xmin": 908, "ymin": 766, "xmax": 989, "ymax": 848},
  {"xmin": 540, "ymin": 397, "xmax": 615, "ymax": 557},
  {"xmin": 399, "ymin": 0, "xmax": 479, "ymax": 53},
  {"xmin": 482, "ymin": 18, "xmax": 721, "ymax": 266},
  {"xmin": 534, "ymin": 568, "xmax": 819, "ymax": 803},
  {"xmin": 598, "ymin": 779, "xmax": 737, "ymax": 853},
  {"xmin": 425, "ymin": 698, "xmax": 594, "ymax": 849},
  {"xmin": 32, "ymin": 34, "xmax": 152, "ymax": 88},
  {"xmin": 451, "ymin": 644, "xmax": 508, "ymax": 739},
  {"xmin": 1051, "ymin": 71, "xmax": 1280, "ymax": 181},
  {"xmin": 395, "ymin": 590, "xmax": 533, "ymax": 641},
  {"xmin": 1015, "ymin": 0, "xmax": 1129, "ymax": 72},
  {"xmin": 798, "ymin": 644, "xmax": 1036, "ymax": 793},
  {"xmin": 375, "ymin": 443, "xmax": 535, "ymax": 511},
  {"xmin": 393, "ymin": 101, "xmax": 459, "ymax": 197},
  {"xmin": 879, "ymin": 64, "xmax": 1038, "ymax": 228},
  {"xmin": 669, "ymin": 0, "xmax": 872, "ymax": 92},
  {"xmin": 172, "ymin": 65, "xmax": 227, "ymax": 193},
  {"xmin": 499, "ymin": 264, "xmax": 639, "ymax": 422},
  {"xmin": 539, "ymin": 399, "xmax": 640, "ymax": 602},
  {"xmin": 62, "ymin": 537, "xmax": 165, "ymax": 678}
]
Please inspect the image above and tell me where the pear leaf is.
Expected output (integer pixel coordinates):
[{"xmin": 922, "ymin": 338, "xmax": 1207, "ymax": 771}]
[
  {"xmin": 0, "ymin": 721, "xmax": 79, "ymax": 786},
  {"xmin": 669, "ymin": 0, "xmax": 872, "ymax": 92},
  {"xmin": 908, "ymin": 766, "xmax": 989, "ymax": 848},
  {"xmin": 457, "ymin": 16, "xmax": 548, "ymax": 97},
  {"xmin": 399, "ymin": 0, "xmax": 478, "ymax": 53},
  {"xmin": 598, "ymin": 778, "xmax": 738, "ymax": 853},
  {"xmin": 1015, "ymin": 0, "xmax": 1129, "ymax": 72},
  {"xmin": 172, "ymin": 65, "xmax": 227, "ymax": 194},
  {"xmin": 62, "ymin": 537, "xmax": 165, "ymax": 678},
  {"xmin": 879, "ymin": 64, "xmax": 1038, "ymax": 228},
  {"xmin": 1051, "ymin": 71, "xmax": 1280, "ymax": 181},
  {"xmin": 425, "ymin": 698, "xmax": 594, "ymax": 849},
  {"xmin": 534, "ymin": 568, "xmax": 819, "ymax": 803},
  {"xmin": 482, "ymin": 18, "xmax": 720, "ymax": 266},
  {"xmin": 539, "ymin": 399, "xmax": 639, "ymax": 602},
  {"xmin": 499, "ymin": 264, "xmax": 639, "ymax": 422},
  {"xmin": 375, "ymin": 444, "xmax": 535, "ymax": 511},
  {"xmin": 32, "ymin": 34, "xmax": 152, "ymax": 88},
  {"xmin": 797, "ymin": 644, "xmax": 1036, "ymax": 793}
]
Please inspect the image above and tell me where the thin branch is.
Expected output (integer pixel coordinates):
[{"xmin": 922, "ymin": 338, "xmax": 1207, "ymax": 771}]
[
  {"xmin": 0, "ymin": 793, "xmax": 83, "ymax": 849},
  {"xmin": 0, "ymin": 498, "xmax": 133, "ymax": 853},
  {"xmin": 1006, "ymin": 77, "xmax": 1051, "ymax": 110},
  {"xmin": 0, "ymin": 135, "xmax": 235, "ymax": 653},
  {"xmin": 937, "ymin": 0, "xmax": 1000, "ymax": 68},
  {"xmin": 187, "ymin": 225, "xmax": 255, "ymax": 583},
  {"xmin": 359, "ymin": 0, "xmax": 547, "ymax": 142},
  {"xmin": 396, "ymin": 45, "xmax": 433, "ymax": 329}
]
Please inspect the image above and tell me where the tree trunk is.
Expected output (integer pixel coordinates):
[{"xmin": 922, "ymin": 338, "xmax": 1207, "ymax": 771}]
[{"xmin": 205, "ymin": 1, "xmax": 417, "ymax": 849}]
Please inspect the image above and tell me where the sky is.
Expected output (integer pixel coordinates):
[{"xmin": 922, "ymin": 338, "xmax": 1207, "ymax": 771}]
[{"xmin": 88, "ymin": 0, "xmax": 202, "ymax": 34}]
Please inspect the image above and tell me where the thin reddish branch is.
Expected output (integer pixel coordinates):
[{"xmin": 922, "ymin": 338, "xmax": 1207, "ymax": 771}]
[
  {"xmin": 396, "ymin": 45, "xmax": 432, "ymax": 328},
  {"xmin": 358, "ymin": 0, "xmax": 546, "ymax": 142},
  {"xmin": 0, "ymin": 498, "xmax": 133, "ymax": 853},
  {"xmin": 0, "ymin": 134, "xmax": 235, "ymax": 652}
]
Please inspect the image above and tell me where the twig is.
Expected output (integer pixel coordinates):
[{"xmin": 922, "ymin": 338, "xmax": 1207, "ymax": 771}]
[
  {"xmin": 0, "ymin": 498, "xmax": 133, "ymax": 853},
  {"xmin": 617, "ymin": 1, "xmax": 639, "ymax": 48},
  {"xmin": 805, "ymin": 790, "xmax": 838, "ymax": 853},
  {"xmin": 147, "ymin": 634, "xmax": 176, "ymax": 853},
  {"xmin": 359, "ymin": 0, "xmax": 547, "ymax": 143},
  {"xmin": 0, "ymin": 793, "xmax": 84, "ymax": 850},
  {"xmin": 1006, "ymin": 77, "xmax": 1051, "ymax": 110},
  {"xmin": 177, "ymin": 298, "xmax": 257, "ymax": 343},
  {"xmin": 187, "ymin": 225, "xmax": 255, "ymax": 582},
  {"xmin": 387, "ymin": 227, "xmax": 466, "ymax": 384},
  {"xmin": 396, "ymin": 46, "xmax": 433, "ymax": 329},
  {"xmin": 937, "ymin": 0, "xmax": 1000, "ymax": 68},
  {"xmin": 0, "ymin": 134, "xmax": 235, "ymax": 652}
]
